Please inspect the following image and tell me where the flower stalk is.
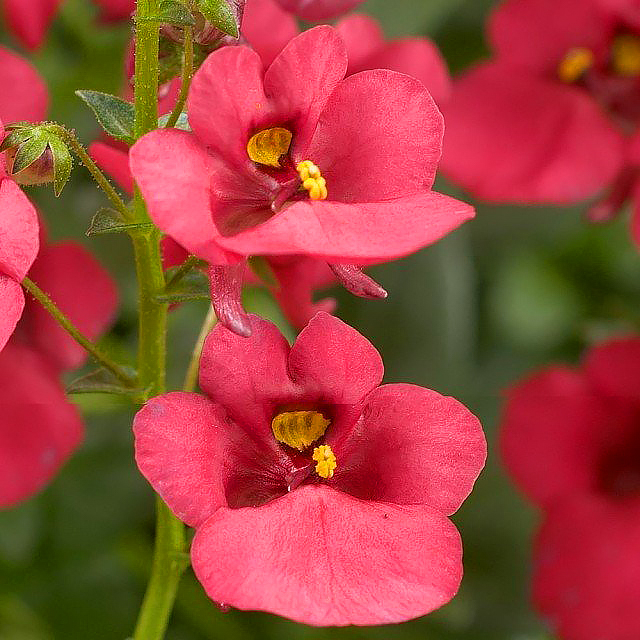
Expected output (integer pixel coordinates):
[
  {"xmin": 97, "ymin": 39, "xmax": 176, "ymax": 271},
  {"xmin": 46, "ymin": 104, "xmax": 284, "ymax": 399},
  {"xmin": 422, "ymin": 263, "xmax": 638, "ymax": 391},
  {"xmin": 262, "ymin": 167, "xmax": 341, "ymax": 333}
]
[{"xmin": 164, "ymin": 26, "xmax": 194, "ymax": 129}]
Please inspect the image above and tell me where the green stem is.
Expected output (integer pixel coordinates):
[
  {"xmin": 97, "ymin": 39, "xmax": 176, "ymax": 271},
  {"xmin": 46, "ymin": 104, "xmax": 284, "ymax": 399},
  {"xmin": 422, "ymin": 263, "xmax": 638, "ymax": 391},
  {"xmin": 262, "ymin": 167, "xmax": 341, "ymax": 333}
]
[
  {"xmin": 49, "ymin": 125, "xmax": 133, "ymax": 222},
  {"xmin": 183, "ymin": 305, "xmax": 217, "ymax": 392},
  {"xmin": 21, "ymin": 277, "xmax": 136, "ymax": 386},
  {"xmin": 164, "ymin": 27, "xmax": 194, "ymax": 129},
  {"xmin": 165, "ymin": 255, "xmax": 203, "ymax": 290},
  {"xmin": 131, "ymin": 2, "xmax": 187, "ymax": 640}
]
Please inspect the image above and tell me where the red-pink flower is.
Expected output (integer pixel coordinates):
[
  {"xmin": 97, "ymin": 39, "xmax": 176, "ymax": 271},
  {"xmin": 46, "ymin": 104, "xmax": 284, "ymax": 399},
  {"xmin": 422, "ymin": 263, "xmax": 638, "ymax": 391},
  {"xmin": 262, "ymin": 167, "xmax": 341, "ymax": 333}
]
[
  {"xmin": 1, "ymin": 0, "xmax": 62, "ymax": 49},
  {"xmin": 0, "ymin": 239, "xmax": 118, "ymax": 508},
  {"xmin": 273, "ymin": 0, "xmax": 362, "ymax": 21},
  {"xmin": 92, "ymin": 0, "xmax": 133, "ymax": 22},
  {"xmin": 442, "ymin": 0, "xmax": 630, "ymax": 206},
  {"xmin": 134, "ymin": 312, "xmax": 486, "ymax": 625},
  {"xmin": 501, "ymin": 337, "xmax": 640, "ymax": 639},
  {"xmin": 129, "ymin": 27, "xmax": 473, "ymax": 334}
]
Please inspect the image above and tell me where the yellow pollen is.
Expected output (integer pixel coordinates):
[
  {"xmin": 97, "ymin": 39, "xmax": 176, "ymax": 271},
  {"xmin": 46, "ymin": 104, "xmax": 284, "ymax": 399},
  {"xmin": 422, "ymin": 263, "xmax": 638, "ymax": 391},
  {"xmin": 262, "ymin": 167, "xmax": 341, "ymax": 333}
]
[
  {"xmin": 611, "ymin": 34, "xmax": 640, "ymax": 76},
  {"xmin": 271, "ymin": 410, "xmax": 330, "ymax": 451},
  {"xmin": 297, "ymin": 160, "xmax": 328, "ymax": 200},
  {"xmin": 558, "ymin": 47, "xmax": 594, "ymax": 83},
  {"xmin": 312, "ymin": 445, "xmax": 337, "ymax": 479},
  {"xmin": 246, "ymin": 127, "xmax": 293, "ymax": 168}
]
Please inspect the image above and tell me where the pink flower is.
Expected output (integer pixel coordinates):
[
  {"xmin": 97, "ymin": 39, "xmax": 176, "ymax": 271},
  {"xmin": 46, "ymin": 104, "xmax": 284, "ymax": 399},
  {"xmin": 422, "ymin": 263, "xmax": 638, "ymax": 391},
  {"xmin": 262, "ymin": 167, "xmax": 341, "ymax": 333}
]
[
  {"xmin": 134, "ymin": 312, "xmax": 486, "ymax": 625},
  {"xmin": 441, "ymin": 0, "xmax": 630, "ymax": 206},
  {"xmin": 129, "ymin": 27, "xmax": 474, "ymax": 334},
  {"xmin": 500, "ymin": 337, "xmax": 640, "ymax": 639},
  {"xmin": 0, "ymin": 238, "xmax": 118, "ymax": 507},
  {"xmin": 1, "ymin": 0, "xmax": 62, "ymax": 49},
  {"xmin": 273, "ymin": 0, "xmax": 362, "ymax": 21},
  {"xmin": 92, "ymin": 0, "xmax": 133, "ymax": 22}
]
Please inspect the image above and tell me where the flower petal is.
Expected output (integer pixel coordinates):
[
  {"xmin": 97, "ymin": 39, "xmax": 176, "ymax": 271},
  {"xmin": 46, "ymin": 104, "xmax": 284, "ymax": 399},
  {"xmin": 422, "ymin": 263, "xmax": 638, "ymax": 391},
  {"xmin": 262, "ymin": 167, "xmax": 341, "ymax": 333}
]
[
  {"xmin": 0, "ymin": 46, "xmax": 48, "ymax": 123},
  {"xmin": 2, "ymin": 0, "xmax": 61, "ymax": 49},
  {"xmin": 0, "ymin": 275, "xmax": 24, "ymax": 353},
  {"xmin": 129, "ymin": 129, "xmax": 237, "ymax": 265},
  {"xmin": 23, "ymin": 243, "xmax": 118, "ymax": 372},
  {"xmin": 329, "ymin": 384, "xmax": 485, "ymax": 515},
  {"xmin": 335, "ymin": 13, "xmax": 384, "ymax": 66},
  {"xmin": 584, "ymin": 336, "xmax": 640, "ymax": 402},
  {"xmin": 275, "ymin": 0, "xmax": 363, "ymax": 22},
  {"xmin": 533, "ymin": 496, "xmax": 640, "ymax": 640},
  {"xmin": 216, "ymin": 192, "xmax": 474, "ymax": 263},
  {"xmin": 442, "ymin": 63, "xmax": 624, "ymax": 203},
  {"xmin": 306, "ymin": 69, "xmax": 443, "ymax": 201},
  {"xmin": 191, "ymin": 484, "xmax": 462, "ymax": 626},
  {"xmin": 89, "ymin": 141, "xmax": 133, "ymax": 194},
  {"xmin": 208, "ymin": 263, "xmax": 252, "ymax": 337},
  {"xmin": 0, "ymin": 178, "xmax": 39, "ymax": 281},
  {"xmin": 0, "ymin": 343, "xmax": 82, "ymax": 507}
]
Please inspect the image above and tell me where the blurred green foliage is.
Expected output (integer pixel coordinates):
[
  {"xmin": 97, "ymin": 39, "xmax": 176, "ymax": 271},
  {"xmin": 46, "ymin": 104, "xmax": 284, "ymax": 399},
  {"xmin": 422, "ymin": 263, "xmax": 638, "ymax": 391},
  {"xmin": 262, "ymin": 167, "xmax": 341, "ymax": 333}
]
[{"xmin": 1, "ymin": 0, "xmax": 639, "ymax": 638}]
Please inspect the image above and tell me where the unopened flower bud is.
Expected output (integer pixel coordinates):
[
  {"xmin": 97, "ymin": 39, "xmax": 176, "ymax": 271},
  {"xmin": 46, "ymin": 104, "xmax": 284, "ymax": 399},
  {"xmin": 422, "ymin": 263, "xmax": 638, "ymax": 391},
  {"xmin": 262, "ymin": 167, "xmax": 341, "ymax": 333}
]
[{"xmin": 4, "ymin": 142, "xmax": 54, "ymax": 185}]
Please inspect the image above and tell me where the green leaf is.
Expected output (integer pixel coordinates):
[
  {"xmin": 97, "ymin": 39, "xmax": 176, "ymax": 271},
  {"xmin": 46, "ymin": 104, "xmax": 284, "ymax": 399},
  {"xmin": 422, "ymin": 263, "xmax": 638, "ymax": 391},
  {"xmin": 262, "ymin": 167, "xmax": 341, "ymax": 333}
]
[
  {"xmin": 47, "ymin": 135, "xmax": 73, "ymax": 196},
  {"xmin": 66, "ymin": 367, "xmax": 145, "ymax": 396},
  {"xmin": 75, "ymin": 90, "xmax": 135, "ymax": 144},
  {"xmin": 157, "ymin": 111, "xmax": 191, "ymax": 130},
  {"xmin": 197, "ymin": 0, "xmax": 239, "ymax": 38},
  {"xmin": 155, "ymin": 268, "xmax": 210, "ymax": 303},
  {"xmin": 157, "ymin": 0, "xmax": 195, "ymax": 25},
  {"xmin": 87, "ymin": 208, "xmax": 154, "ymax": 236},
  {"xmin": 0, "ymin": 127, "xmax": 36, "ymax": 152},
  {"xmin": 11, "ymin": 131, "xmax": 48, "ymax": 173}
]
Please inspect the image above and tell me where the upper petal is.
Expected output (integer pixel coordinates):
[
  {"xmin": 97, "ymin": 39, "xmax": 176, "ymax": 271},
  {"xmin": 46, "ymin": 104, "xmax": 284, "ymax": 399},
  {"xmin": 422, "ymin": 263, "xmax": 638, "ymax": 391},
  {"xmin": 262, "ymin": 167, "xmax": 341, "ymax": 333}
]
[
  {"xmin": 275, "ymin": 0, "xmax": 364, "ymax": 21},
  {"xmin": 191, "ymin": 484, "xmax": 462, "ymax": 626},
  {"xmin": 23, "ymin": 243, "xmax": 118, "ymax": 372},
  {"xmin": 442, "ymin": 63, "xmax": 625, "ymax": 204},
  {"xmin": 329, "ymin": 384, "xmax": 486, "ymax": 515},
  {"xmin": 335, "ymin": 13, "xmax": 384, "ymax": 67},
  {"xmin": 216, "ymin": 192, "xmax": 474, "ymax": 263},
  {"xmin": 0, "ymin": 276, "xmax": 24, "ymax": 354},
  {"xmin": 129, "ymin": 129, "xmax": 237, "ymax": 265},
  {"xmin": 2, "ymin": 0, "xmax": 61, "ymax": 49},
  {"xmin": 0, "ymin": 46, "xmax": 48, "ymax": 123},
  {"xmin": 307, "ymin": 69, "xmax": 444, "ymax": 201},
  {"xmin": 0, "ymin": 178, "xmax": 39, "ymax": 281},
  {"xmin": 0, "ymin": 343, "xmax": 82, "ymax": 507}
]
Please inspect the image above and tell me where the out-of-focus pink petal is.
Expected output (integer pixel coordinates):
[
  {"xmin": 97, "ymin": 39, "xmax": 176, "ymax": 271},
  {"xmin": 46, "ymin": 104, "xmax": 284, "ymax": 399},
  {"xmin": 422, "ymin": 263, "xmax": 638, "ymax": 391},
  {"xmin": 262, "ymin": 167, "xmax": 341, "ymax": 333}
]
[
  {"xmin": 264, "ymin": 26, "xmax": 347, "ymax": 155},
  {"xmin": 0, "ymin": 343, "xmax": 82, "ymax": 507},
  {"xmin": 500, "ymin": 368, "xmax": 606, "ymax": 508},
  {"xmin": 275, "ymin": 0, "xmax": 363, "ymax": 22},
  {"xmin": 287, "ymin": 312, "xmax": 382, "ymax": 405},
  {"xmin": 0, "ymin": 178, "xmax": 40, "ymax": 281},
  {"xmin": 23, "ymin": 243, "xmax": 118, "ymax": 372},
  {"xmin": 89, "ymin": 141, "xmax": 133, "ymax": 194},
  {"xmin": 242, "ymin": 0, "xmax": 298, "ymax": 68},
  {"xmin": 442, "ymin": 64, "xmax": 625, "ymax": 204},
  {"xmin": 584, "ymin": 336, "xmax": 640, "ymax": 401},
  {"xmin": 2, "ymin": 0, "xmax": 61, "ymax": 49},
  {"xmin": 161, "ymin": 237, "xmax": 188, "ymax": 269},
  {"xmin": 0, "ymin": 46, "xmax": 48, "ymax": 123},
  {"xmin": 129, "ymin": 129, "xmax": 238, "ymax": 265},
  {"xmin": 192, "ymin": 484, "xmax": 462, "ymax": 626},
  {"xmin": 0, "ymin": 276, "xmax": 24, "ymax": 353},
  {"xmin": 335, "ymin": 13, "xmax": 384, "ymax": 65},
  {"xmin": 93, "ymin": 0, "xmax": 134, "ymax": 21},
  {"xmin": 306, "ymin": 69, "xmax": 443, "ymax": 201},
  {"xmin": 533, "ymin": 496, "xmax": 640, "ymax": 640},
  {"xmin": 489, "ymin": 0, "xmax": 613, "ymax": 75},
  {"xmin": 216, "ymin": 192, "xmax": 474, "ymax": 264},
  {"xmin": 329, "ymin": 384, "xmax": 486, "ymax": 515}
]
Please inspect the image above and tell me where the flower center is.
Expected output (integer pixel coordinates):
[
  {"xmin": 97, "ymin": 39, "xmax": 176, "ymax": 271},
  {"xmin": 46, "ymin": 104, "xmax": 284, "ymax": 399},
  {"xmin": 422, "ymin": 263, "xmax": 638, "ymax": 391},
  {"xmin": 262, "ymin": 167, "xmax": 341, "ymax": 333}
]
[
  {"xmin": 246, "ymin": 127, "xmax": 293, "ymax": 168},
  {"xmin": 271, "ymin": 410, "xmax": 330, "ymax": 451},
  {"xmin": 558, "ymin": 47, "xmax": 594, "ymax": 83},
  {"xmin": 296, "ymin": 160, "xmax": 328, "ymax": 200},
  {"xmin": 312, "ymin": 445, "xmax": 337, "ymax": 479},
  {"xmin": 611, "ymin": 34, "xmax": 640, "ymax": 76}
]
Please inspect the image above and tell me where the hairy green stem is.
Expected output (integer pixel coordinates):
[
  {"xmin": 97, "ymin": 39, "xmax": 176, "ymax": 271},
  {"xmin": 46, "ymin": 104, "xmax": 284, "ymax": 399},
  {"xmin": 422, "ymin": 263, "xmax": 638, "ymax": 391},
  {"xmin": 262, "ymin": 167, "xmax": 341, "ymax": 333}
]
[
  {"xmin": 50, "ymin": 125, "xmax": 133, "ymax": 221},
  {"xmin": 131, "ymin": 2, "xmax": 187, "ymax": 640},
  {"xmin": 183, "ymin": 305, "xmax": 217, "ymax": 392},
  {"xmin": 165, "ymin": 255, "xmax": 203, "ymax": 290},
  {"xmin": 21, "ymin": 277, "xmax": 136, "ymax": 386},
  {"xmin": 164, "ymin": 27, "xmax": 194, "ymax": 129}
]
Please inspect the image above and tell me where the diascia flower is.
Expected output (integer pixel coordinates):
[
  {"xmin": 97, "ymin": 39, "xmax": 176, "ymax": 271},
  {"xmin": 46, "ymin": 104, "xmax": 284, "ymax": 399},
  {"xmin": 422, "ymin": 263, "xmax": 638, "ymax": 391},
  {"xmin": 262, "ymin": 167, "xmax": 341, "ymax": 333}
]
[
  {"xmin": 130, "ymin": 26, "xmax": 474, "ymax": 334},
  {"xmin": 500, "ymin": 337, "xmax": 640, "ymax": 639},
  {"xmin": 0, "ymin": 239, "xmax": 118, "ymax": 508},
  {"xmin": 442, "ymin": 0, "xmax": 631, "ymax": 207},
  {"xmin": 1, "ymin": 0, "xmax": 62, "ymax": 49},
  {"xmin": 134, "ymin": 312, "xmax": 486, "ymax": 625}
]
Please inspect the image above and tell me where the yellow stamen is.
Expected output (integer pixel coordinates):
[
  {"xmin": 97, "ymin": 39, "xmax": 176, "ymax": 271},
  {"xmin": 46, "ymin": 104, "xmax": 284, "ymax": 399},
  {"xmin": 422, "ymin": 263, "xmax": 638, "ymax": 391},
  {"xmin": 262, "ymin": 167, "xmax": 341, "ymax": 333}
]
[
  {"xmin": 271, "ymin": 410, "xmax": 330, "ymax": 451},
  {"xmin": 312, "ymin": 445, "xmax": 337, "ymax": 479},
  {"xmin": 612, "ymin": 34, "xmax": 640, "ymax": 76},
  {"xmin": 558, "ymin": 47, "xmax": 594, "ymax": 83},
  {"xmin": 297, "ymin": 160, "xmax": 328, "ymax": 200},
  {"xmin": 246, "ymin": 127, "xmax": 293, "ymax": 168}
]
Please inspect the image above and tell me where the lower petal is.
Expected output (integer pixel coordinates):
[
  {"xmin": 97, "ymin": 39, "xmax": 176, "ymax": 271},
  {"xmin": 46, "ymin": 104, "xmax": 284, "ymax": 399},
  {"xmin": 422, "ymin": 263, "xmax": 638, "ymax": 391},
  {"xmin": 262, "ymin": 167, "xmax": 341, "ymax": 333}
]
[
  {"xmin": 191, "ymin": 484, "xmax": 462, "ymax": 626},
  {"xmin": 0, "ymin": 275, "xmax": 23, "ymax": 353}
]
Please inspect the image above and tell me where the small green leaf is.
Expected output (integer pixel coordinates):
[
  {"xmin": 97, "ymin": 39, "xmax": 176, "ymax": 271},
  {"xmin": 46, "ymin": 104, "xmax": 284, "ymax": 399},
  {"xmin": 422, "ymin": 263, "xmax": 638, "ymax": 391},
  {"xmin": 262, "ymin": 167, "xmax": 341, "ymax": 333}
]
[
  {"xmin": 11, "ymin": 131, "xmax": 48, "ymax": 173},
  {"xmin": 158, "ymin": 0, "xmax": 195, "ymax": 25},
  {"xmin": 157, "ymin": 112, "xmax": 191, "ymax": 130},
  {"xmin": 75, "ymin": 90, "xmax": 135, "ymax": 144},
  {"xmin": 155, "ymin": 269, "xmax": 210, "ymax": 303},
  {"xmin": 197, "ymin": 0, "xmax": 239, "ymax": 38},
  {"xmin": 67, "ymin": 367, "xmax": 144, "ymax": 396},
  {"xmin": 47, "ymin": 135, "xmax": 73, "ymax": 197},
  {"xmin": 87, "ymin": 208, "xmax": 155, "ymax": 236}
]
